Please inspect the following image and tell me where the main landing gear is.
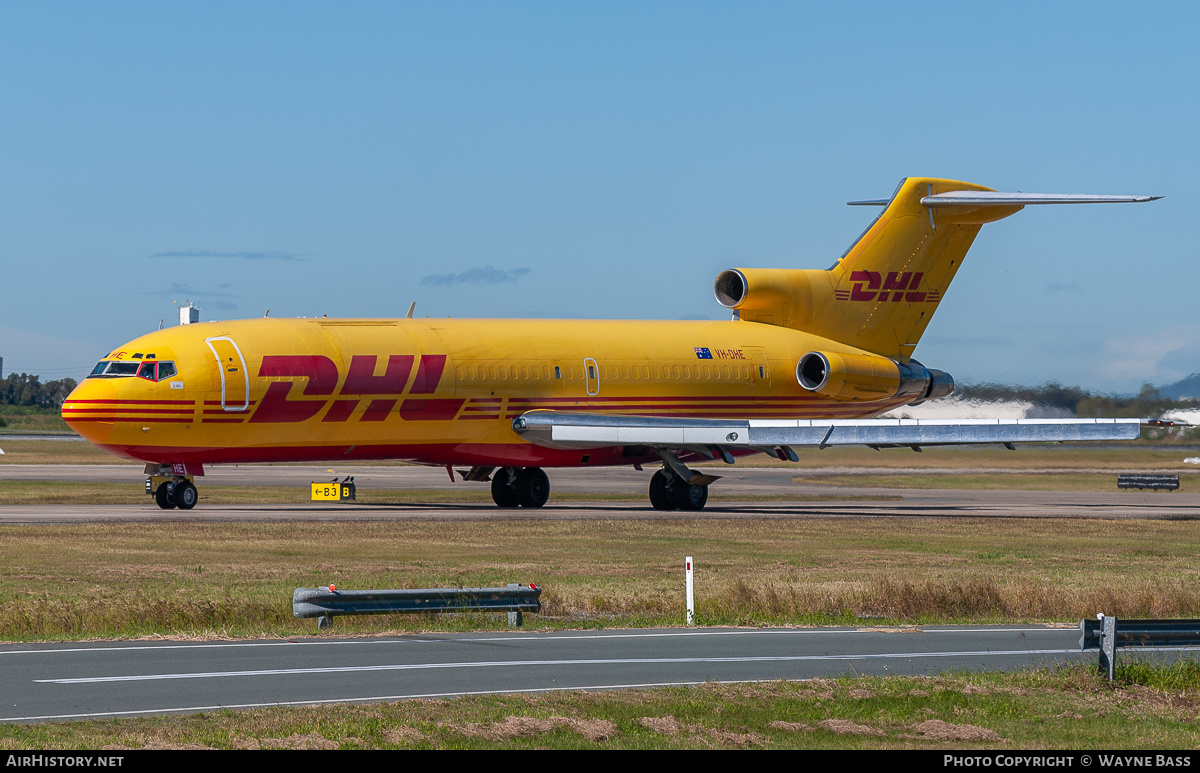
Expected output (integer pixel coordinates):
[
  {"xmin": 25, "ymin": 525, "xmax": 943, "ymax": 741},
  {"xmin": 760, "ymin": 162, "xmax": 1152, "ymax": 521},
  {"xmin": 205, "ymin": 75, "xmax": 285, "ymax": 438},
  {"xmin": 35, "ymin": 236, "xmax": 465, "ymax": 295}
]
[
  {"xmin": 648, "ymin": 468, "xmax": 709, "ymax": 511},
  {"xmin": 490, "ymin": 467, "xmax": 550, "ymax": 508},
  {"xmin": 148, "ymin": 476, "xmax": 198, "ymax": 510}
]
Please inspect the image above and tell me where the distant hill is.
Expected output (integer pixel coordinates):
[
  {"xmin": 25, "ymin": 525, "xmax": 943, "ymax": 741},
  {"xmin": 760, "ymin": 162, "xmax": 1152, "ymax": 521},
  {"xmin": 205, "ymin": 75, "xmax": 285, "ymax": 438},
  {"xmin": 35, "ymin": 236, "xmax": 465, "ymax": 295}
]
[{"xmin": 1159, "ymin": 373, "xmax": 1200, "ymax": 401}]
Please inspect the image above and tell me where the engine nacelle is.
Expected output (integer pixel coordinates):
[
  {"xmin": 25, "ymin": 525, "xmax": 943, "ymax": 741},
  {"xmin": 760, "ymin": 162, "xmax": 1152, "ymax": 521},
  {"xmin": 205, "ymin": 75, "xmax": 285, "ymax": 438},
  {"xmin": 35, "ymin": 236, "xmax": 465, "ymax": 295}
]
[
  {"xmin": 713, "ymin": 268, "xmax": 821, "ymax": 328},
  {"xmin": 796, "ymin": 350, "xmax": 954, "ymax": 403}
]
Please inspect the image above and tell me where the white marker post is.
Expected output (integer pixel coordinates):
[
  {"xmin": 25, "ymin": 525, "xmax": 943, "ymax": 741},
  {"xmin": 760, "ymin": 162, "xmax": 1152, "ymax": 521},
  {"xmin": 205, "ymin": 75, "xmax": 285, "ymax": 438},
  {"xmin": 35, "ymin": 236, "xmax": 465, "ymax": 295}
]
[{"xmin": 685, "ymin": 556, "xmax": 694, "ymax": 626}]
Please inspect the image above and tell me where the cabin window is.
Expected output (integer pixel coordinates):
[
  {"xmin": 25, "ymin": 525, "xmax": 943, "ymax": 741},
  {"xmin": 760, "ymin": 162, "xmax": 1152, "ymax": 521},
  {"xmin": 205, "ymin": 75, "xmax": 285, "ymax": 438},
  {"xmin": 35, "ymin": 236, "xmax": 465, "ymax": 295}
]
[
  {"xmin": 588, "ymin": 365, "xmax": 596, "ymax": 379},
  {"xmin": 555, "ymin": 366, "xmax": 561, "ymax": 379}
]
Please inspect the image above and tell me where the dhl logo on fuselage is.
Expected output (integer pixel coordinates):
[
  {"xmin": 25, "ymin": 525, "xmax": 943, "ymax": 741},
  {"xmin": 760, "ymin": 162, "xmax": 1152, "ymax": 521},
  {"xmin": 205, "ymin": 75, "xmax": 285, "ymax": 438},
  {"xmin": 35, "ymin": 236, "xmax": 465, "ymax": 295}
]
[
  {"xmin": 833, "ymin": 271, "xmax": 941, "ymax": 303},
  {"xmin": 247, "ymin": 354, "xmax": 459, "ymax": 423}
]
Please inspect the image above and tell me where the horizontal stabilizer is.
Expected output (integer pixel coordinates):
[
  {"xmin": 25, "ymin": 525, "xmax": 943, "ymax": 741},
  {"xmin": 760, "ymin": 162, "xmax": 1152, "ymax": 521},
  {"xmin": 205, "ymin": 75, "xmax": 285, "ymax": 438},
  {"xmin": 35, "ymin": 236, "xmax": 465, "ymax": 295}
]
[
  {"xmin": 513, "ymin": 411, "xmax": 1143, "ymax": 452},
  {"xmin": 921, "ymin": 191, "xmax": 1161, "ymax": 207}
]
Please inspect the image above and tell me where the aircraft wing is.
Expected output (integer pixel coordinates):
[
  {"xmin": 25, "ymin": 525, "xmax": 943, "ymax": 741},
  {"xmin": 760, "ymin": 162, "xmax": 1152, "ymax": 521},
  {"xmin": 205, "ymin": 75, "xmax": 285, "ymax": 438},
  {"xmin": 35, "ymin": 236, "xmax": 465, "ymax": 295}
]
[{"xmin": 511, "ymin": 410, "xmax": 1144, "ymax": 460}]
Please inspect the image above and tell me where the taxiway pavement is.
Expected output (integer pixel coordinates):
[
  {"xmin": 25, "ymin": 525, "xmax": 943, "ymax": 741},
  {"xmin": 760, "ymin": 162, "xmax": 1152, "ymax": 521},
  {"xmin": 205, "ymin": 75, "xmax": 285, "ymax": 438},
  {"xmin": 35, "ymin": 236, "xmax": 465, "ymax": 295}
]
[{"xmin": 1, "ymin": 625, "xmax": 1123, "ymax": 723}]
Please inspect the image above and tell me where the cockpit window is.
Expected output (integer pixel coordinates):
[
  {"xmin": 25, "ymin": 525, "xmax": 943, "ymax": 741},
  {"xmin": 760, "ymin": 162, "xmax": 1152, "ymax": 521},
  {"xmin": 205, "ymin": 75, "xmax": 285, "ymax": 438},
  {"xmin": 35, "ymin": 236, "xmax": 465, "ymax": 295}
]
[
  {"xmin": 89, "ymin": 360, "xmax": 177, "ymax": 381},
  {"xmin": 88, "ymin": 361, "xmax": 140, "ymax": 378}
]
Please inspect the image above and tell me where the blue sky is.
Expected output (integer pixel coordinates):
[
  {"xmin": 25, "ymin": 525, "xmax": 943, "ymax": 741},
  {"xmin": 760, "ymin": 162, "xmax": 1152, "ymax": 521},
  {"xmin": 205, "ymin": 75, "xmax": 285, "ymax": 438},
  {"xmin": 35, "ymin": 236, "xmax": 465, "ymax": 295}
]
[{"xmin": 0, "ymin": 2, "xmax": 1194, "ymax": 392}]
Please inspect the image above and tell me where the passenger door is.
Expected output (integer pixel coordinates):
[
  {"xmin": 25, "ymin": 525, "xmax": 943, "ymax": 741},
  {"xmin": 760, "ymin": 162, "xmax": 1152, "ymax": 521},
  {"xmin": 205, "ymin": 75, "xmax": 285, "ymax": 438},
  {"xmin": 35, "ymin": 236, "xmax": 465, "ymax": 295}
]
[{"xmin": 205, "ymin": 337, "xmax": 249, "ymax": 411}]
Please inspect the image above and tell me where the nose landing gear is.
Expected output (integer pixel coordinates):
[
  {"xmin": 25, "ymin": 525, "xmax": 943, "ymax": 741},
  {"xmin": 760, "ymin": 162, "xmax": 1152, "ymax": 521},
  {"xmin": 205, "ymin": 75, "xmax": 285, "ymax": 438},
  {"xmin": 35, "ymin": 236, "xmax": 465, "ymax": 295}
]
[{"xmin": 147, "ymin": 474, "xmax": 198, "ymax": 510}]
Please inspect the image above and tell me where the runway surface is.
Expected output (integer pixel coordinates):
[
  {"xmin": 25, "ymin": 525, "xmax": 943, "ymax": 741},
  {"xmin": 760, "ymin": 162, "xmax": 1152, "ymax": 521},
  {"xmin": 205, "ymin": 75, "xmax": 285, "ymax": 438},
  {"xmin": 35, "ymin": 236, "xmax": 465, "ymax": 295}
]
[
  {"xmin": 3, "ymin": 463, "xmax": 1199, "ymax": 521},
  {"xmin": 0, "ymin": 624, "xmax": 1139, "ymax": 723}
]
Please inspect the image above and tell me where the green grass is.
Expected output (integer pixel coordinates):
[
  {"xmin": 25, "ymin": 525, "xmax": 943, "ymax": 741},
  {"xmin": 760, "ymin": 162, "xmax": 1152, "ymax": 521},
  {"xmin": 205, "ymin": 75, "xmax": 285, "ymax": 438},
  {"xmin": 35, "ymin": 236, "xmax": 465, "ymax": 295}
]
[
  {"xmin": 3, "ymin": 663, "xmax": 1200, "ymax": 748},
  {"xmin": 0, "ymin": 409, "xmax": 73, "ymax": 433}
]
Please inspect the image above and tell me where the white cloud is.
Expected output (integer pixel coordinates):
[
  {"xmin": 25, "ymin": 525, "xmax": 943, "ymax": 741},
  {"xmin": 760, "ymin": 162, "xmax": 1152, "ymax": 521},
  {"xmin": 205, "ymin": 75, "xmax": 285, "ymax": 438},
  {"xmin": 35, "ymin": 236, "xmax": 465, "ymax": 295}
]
[{"xmin": 1093, "ymin": 324, "xmax": 1200, "ymax": 386}]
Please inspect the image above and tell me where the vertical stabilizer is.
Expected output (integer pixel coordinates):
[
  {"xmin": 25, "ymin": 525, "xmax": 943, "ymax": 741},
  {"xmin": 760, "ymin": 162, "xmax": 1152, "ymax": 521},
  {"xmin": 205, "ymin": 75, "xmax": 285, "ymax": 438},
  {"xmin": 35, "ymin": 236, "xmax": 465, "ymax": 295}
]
[
  {"xmin": 819, "ymin": 177, "xmax": 1007, "ymax": 360},
  {"xmin": 714, "ymin": 177, "xmax": 1157, "ymax": 360}
]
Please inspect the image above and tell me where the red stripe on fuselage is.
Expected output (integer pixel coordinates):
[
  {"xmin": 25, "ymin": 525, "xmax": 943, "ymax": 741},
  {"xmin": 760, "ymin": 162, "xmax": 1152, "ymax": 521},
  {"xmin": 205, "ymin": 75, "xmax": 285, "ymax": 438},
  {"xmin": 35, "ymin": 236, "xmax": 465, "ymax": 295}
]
[{"xmin": 94, "ymin": 441, "xmax": 661, "ymax": 468}]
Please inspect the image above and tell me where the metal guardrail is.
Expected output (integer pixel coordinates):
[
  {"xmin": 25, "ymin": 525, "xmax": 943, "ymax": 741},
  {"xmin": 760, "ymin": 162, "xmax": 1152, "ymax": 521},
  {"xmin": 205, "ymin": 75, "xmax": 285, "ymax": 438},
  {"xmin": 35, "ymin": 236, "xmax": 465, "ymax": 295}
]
[
  {"xmin": 293, "ymin": 583, "xmax": 542, "ymax": 629},
  {"xmin": 1117, "ymin": 474, "xmax": 1179, "ymax": 491},
  {"xmin": 1080, "ymin": 615, "xmax": 1200, "ymax": 679}
]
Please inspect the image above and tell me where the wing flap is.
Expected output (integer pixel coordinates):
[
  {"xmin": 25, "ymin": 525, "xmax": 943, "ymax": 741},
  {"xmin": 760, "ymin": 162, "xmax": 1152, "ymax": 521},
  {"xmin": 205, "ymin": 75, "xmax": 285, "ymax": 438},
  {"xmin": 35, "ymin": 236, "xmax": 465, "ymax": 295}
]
[{"xmin": 512, "ymin": 411, "xmax": 1143, "ymax": 451}]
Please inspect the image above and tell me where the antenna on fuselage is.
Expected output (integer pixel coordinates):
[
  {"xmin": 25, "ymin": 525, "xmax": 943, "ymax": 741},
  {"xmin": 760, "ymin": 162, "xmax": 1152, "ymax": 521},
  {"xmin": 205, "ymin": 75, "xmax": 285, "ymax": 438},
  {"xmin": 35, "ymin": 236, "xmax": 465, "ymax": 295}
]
[
  {"xmin": 405, "ymin": 302, "xmax": 415, "ymax": 319},
  {"xmin": 264, "ymin": 308, "xmax": 270, "ymax": 317}
]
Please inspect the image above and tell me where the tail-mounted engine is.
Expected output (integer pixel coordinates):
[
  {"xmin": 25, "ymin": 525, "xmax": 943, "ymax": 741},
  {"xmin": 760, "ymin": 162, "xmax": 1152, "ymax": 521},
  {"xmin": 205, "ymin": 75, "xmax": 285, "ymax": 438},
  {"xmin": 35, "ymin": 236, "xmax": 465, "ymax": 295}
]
[
  {"xmin": 714, "ymin": 268, "xmax": 826, "ymax": 328},
  {"xmin": 796, "ymin": 350, "xmax": 953, "ymax": 404}
]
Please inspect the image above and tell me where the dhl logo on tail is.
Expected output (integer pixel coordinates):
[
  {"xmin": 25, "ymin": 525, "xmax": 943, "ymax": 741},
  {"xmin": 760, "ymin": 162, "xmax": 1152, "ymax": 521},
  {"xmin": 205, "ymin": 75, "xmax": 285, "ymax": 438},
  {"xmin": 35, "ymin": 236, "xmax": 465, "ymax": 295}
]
[{"xmin": 834, "ymin": 271, "xmax": 941, "ymax": 303}]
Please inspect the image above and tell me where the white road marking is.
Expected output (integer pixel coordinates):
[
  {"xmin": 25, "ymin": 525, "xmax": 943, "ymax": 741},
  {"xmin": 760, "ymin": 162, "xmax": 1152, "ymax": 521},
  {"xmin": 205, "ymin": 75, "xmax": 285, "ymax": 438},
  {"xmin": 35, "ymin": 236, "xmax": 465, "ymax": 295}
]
[{"xmin": 38, "ymin": 648, "xmax": 1082, "ymax": 684}]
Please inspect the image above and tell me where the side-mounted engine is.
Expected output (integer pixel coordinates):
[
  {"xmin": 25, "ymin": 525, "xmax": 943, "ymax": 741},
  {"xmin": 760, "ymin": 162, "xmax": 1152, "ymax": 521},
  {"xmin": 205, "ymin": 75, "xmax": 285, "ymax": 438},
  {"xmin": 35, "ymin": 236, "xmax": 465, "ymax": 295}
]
[{"xmin": 796, "ymin": 350, "xmax": 953, "ymax": 404}]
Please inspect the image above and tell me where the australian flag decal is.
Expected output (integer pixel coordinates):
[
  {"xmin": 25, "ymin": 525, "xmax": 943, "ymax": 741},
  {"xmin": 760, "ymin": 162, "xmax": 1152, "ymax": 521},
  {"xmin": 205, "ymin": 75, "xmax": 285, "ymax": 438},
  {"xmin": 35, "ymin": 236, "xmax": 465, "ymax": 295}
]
[{"xmin": 694, "ymin": 347, "xmax": 713, "ymax": 359}]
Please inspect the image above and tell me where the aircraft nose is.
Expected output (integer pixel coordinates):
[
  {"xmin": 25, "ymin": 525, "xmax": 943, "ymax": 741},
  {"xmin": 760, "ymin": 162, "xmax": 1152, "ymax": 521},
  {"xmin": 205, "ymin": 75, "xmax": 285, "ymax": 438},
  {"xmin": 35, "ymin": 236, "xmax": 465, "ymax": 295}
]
[{"xmin": 61, "ymin": 379, "xmax": 117, "ymax": 444}]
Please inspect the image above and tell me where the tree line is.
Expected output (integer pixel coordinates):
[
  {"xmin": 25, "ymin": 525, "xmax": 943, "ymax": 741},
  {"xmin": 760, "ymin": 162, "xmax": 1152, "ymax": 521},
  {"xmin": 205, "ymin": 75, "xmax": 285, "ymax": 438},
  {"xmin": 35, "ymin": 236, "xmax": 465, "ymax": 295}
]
[
  {"xmin": 956, "ymin": 382, "xmax": 1187, "ymax": 419},
  {"xmin": 0, "ymin": 373, "xmax": 78, "ymax": 409}
]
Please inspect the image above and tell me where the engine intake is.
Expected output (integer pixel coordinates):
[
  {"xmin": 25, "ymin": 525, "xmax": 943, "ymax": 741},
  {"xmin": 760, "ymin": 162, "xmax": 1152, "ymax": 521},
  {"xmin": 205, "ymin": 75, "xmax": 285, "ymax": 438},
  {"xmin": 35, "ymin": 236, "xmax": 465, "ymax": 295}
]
[{"xmin": 713, "ymin": 267, "xmax": 819, "ymax": 328}]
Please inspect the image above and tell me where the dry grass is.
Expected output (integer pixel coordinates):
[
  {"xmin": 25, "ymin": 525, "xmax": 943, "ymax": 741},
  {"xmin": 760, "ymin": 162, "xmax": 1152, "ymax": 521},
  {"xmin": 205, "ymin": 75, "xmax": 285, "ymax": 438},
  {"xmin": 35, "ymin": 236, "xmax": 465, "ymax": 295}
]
[
  {"xmin": 5, "ymin": 669, "xmax": 1200, "ymax": 749},
  {"xmin": 4, "ymin": 517, "xmax": 1200, "ymax": 638},
  {"xmin": 0, "ymin": 440, "xmax": 117, "ymax": 465}
]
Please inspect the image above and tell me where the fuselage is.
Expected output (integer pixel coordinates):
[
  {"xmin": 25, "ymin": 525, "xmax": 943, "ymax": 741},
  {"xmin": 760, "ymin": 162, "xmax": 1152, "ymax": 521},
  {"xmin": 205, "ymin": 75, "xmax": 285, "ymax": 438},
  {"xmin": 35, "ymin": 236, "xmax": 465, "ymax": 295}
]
[{"xmin": 62, "ymin": 316, "xmax": 914, "ymax": 468}]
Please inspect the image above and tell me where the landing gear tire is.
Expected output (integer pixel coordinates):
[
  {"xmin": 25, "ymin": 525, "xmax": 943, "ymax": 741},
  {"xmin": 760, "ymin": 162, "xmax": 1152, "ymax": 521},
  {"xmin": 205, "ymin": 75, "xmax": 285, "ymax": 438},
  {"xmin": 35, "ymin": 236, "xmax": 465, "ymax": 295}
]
[
  {"xmin": 176, "ymin": 481, "xmax": 198, "ymax": 510},
  {"xmin": 491, "ymin": 471, "xmax": 520, "ymax": 508},
  {"xmin": 155, "ymin": 482, "xmax": 177, "ymax": 510},
  {"xmin": 515, "ymin": 467, "xmax": 550, "ymax": 508},
  {"xmin": 673, "ymin": 481, "xmax": 708, "ymax": 511},
  {"xmin": 649, "ymin": 470, "xmax": 675, "ymax": 511},
  {"xmin": 649, "ymin": 468, "xmax": 709, "ymax": 511},
  {"xmin": 491, "ymin": 467, "xmax": 550, "ymax": 508}
]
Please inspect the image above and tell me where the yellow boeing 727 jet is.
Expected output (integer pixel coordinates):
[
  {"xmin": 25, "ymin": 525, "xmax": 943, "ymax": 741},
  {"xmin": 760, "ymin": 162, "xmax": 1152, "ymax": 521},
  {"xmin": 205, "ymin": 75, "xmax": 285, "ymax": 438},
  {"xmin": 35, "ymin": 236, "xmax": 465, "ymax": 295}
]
[{"xmin": 62, "ymin": 177, "xmax": 1160, "ymax": 511}]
